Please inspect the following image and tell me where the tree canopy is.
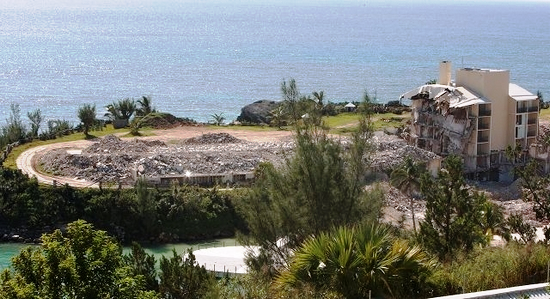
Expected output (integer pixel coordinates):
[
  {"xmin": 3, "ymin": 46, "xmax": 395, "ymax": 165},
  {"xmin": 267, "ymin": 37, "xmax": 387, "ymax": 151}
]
[
  {"xmin": 0, "ymin": 220, "xmax": 156, "ymax": 299},
  {"xmin": 77, "ymin": 104, "xmax": 96, "ymax": 137},
  {"xmin": 419, "ymin": 155, "xmax": 502, "ymax": 260}
]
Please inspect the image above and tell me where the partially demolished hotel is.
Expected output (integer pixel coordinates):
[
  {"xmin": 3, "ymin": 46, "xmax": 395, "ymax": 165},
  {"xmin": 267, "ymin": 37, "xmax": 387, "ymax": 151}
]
[{"xmin": 401, "ymin": 61, "xmax": 539, "ymax": 181}]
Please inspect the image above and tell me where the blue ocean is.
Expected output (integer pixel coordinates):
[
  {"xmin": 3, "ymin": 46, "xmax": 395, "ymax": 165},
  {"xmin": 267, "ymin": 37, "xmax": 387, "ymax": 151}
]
[{"xmin": 1, "ymin": 0, "xmax": 549, "ymax": 124}]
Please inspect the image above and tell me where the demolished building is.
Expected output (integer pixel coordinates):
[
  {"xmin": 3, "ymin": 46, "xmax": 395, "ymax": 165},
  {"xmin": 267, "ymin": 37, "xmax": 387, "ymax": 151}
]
[{"xmin": 401, "ymin": 61, "xmax": 539, "ymax": 181}]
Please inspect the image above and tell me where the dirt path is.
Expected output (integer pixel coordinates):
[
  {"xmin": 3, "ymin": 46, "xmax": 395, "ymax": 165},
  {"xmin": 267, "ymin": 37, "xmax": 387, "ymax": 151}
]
[
  {"xmin": 16, "ymin": 126, "xmax": 293, "ymax": 188},
  {"xmin": 17, "ymin": 140, "xmax": 98, "ymax": 187}
]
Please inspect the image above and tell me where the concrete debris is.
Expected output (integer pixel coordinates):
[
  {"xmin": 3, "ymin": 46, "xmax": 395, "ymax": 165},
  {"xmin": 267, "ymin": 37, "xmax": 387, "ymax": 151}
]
[
  {"xmin": 40, "ymin": 134, "xmax": 292, "ymax": 185},
  {"xmin": 183, "ymin": 133, "xmax": 243, "ymax": 145},
  {"xmin": 39, "ymin": 131, "xmax": 443, "ymax": 187},
  {"xmin": 83, "ymin": 135, "xmax": 167, "ymax": 155},
  {"xmin": 370, "ymin": 132, "xmax": 440, "ymax": 172}
]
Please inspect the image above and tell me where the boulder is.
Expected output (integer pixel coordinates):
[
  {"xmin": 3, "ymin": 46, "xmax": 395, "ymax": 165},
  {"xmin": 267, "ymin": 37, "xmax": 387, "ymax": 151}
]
[
  {"xmin": 112, "ymin": 119, "xmax": 128, "ymax": 129},
  {"xmin": 237, "ymin": 100, "xmax": 281, "ymax": 124}
]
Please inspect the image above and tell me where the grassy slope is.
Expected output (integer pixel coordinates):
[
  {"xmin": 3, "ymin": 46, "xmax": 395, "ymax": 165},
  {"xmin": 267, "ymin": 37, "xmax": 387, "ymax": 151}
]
[
  {"xmin": 324, "ymin": 112, "xmax": 410, "ymax": 134},
  {"xmin": 539, "ymin": 108, "xmax": 550, "ymax": 122}
]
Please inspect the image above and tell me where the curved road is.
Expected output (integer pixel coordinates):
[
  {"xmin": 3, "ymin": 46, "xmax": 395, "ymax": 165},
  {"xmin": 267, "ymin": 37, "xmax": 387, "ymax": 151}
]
[
  {"xmin": 17, "ymin": 140, "xmax": 100, "ymax": 188},
  {"xmin": 16, "ymin": 126, "xmax": 293, "ymax": 188}
]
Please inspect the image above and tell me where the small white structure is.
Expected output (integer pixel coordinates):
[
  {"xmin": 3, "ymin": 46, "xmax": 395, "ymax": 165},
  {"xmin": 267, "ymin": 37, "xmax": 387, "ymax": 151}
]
[
  {"xmin": 344, "ymin": 102, "xmax": 356, "ymax": 112},
  {"xmin": 193, "ymin": 246, "xmax": 259, "ymax": 277}
]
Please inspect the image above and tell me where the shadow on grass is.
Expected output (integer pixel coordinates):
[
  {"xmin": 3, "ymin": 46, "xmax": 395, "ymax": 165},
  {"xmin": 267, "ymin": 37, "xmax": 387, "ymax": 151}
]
[{"xmin": 84, "ymin": 134, "xmax": 98, "ymax": 140}]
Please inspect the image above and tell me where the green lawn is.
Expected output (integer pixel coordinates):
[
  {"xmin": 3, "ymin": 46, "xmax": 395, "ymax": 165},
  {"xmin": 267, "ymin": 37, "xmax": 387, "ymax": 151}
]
[
  {"xmin": 323, "ymin": 113, "xmax": 360, "ymax": 128},
  {"xmin": 324, "ymin": 112, "xmax": 410, "ymax": 134},
  {"xmin": 539, "ymin": 108, "xmax": 550, "ymax": 122}
]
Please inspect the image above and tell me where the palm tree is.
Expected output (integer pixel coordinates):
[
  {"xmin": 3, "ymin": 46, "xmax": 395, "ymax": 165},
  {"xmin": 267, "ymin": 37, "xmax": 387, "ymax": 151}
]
[
  {"xmin": 136, "ymin": 96, "xmax": 155, "ymax": 117},
  {"xmin": 390, "ymin": 156, "xmax": 426, "ymax": 233},
  {"xmin": 276, "ymin": 224, "xmax": 435, "ymax": 298},
  {"xmin": 78, "ymin": 104, "xmax": 96, "ymax": 137},
  {"xmin": 104, "ymin": 98, "xmax": 136, "ymax": 122},
  {"xmin": 312, "ymin": 91, "xmax": 324, "ymax": 107},
  {"xmin": 210, "ymin": 113, "xmax": 225, "ymax": 126}
]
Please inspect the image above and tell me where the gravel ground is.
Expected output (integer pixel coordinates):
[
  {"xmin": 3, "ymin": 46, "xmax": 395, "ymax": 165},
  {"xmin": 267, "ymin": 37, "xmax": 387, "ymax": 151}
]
[{"xmin": 40, "ymin": 133, "xmax": 293, "ymax": 185}]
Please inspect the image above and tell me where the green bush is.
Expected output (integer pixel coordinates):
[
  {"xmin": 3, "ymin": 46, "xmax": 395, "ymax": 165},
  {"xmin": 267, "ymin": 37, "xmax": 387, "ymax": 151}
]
[
  {"xmin": 429, "ymin": 243, "xmax": 550, "ymax": 296},
  {"xmin": 0, "ymin": 168, "xmax": 245, "ymax": 243}
]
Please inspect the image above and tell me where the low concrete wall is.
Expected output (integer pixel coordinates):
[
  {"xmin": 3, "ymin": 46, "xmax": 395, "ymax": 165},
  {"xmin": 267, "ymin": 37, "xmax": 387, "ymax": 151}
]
[{"xmin": 137, "ymin": 172, "xmax": 255, "ymax": 187}]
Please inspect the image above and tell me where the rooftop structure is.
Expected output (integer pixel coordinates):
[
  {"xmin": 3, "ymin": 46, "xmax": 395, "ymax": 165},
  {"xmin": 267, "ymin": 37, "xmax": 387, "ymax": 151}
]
[{"xmin": 401, "ymin": 62, "xmax": 539, "ymax": 181}]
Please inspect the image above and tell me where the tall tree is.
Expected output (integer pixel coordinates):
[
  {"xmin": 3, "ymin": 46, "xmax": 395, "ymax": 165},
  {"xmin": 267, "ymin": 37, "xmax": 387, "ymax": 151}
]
[
  {"xmin": 134, "ymin": 178, "xmax": 157, "ymax": 237},
  {"xmin": 276, "ymin": 224, "xmax": 436, "ymax": 298},
  {"xmin": 124, "ymin": 242, "xmax": 159, "ymax": 292},
  {"xmin": 280, "ymin": 79, "xmax": 301, "ymax": 123},
  {"xmin": 390, "ymin": 156, "xmax": 426, "ymax": 232},
  {"xmin": 239, "ymin": 93, "xmax": 380, "ymax": 274},
  {"xmin": 537, "ymin": 90, "xmax": 546, "ymax": 110},
  {"xmin": 2, "ymin": 103, "xmax": 26, "ymax": 144},
  {"xmin": 77, "ymin": 104, "xmax": 96, "ymax": 137},
  {"xmin": 26, "ymin": 109, "xmax": 42, "ymax": 139},
  {"xmin": 507, "ymin": 145, "xmax": 550, "ymax": 240},
  {"xmin": 419, "ymin": 155, "xmax": 492, "ymax": 260}
]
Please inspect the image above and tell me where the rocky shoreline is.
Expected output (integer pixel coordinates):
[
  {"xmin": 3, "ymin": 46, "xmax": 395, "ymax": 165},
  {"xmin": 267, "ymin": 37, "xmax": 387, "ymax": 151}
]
[{"xmin": 0, "ymin": 226, "xmax": 53, "ymax": 244}]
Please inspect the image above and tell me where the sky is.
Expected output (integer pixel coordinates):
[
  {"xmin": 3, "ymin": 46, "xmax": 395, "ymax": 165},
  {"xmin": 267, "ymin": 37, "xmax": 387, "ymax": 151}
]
[{"xmin": 2, "ymin": 0, "xmax": 550, "ymax": 9}]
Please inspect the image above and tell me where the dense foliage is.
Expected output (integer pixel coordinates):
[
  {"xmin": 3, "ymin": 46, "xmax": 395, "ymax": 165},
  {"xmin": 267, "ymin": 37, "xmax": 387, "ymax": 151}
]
[
  {"xmin": 0, "ymin": 220, "xmax": 214, "ymax": 299},
  {"xmin": 0, "ymin": 167, "xmax": 245, "ymax": 243},
  {"xmin": 429, "ymin": 242, "xmax": 550, "ymax": 296},
  {"xmin": 77, "ymin": 104, "xmax": 97, "ymax": 137},
  {"xmin": 276, "ymin": 224, "xmax": 436, "ymax": 298},
  {"xmin": 418, "ymin": 155, "xmax": 504, "ymax": 260},
  {"xmin": 237, "ymin": 91, "xmax": 383, "ymax": 276}
]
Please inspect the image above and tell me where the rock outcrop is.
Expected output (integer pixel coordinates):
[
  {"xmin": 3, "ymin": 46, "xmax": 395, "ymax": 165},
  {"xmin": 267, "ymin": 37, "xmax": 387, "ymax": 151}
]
[{"xmin": 236, "ymin": 100, "xmax": 281, "ymax": 124}]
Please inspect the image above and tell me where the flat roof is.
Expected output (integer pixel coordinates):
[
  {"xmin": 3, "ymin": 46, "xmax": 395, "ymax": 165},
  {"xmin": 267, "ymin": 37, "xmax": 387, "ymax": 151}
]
[
  {"xmin": 510, "ymin": 83, "xmax": 537, "ymax": 101},
  {"xmin": 460, "ymin": 67, "xmax": 508, "ymax": 73}
]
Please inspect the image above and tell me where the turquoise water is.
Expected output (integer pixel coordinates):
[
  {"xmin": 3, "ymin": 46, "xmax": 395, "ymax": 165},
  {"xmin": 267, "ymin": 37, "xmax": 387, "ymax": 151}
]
[
  {"xmin": 0, "ymin": 238, "xmax": 238, "ymax": 271},
  {"xmin": 1, "ymin": 1, "xmax": 549, "ymax": 124}
]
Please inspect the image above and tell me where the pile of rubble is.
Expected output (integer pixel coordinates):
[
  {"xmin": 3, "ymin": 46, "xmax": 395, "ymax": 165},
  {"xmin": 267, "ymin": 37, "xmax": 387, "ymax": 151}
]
[
  {"xmin": 370, "ymin": 132, "xmax": 440, "ymax": 171},
  {"xmin": 39, "ymin": 132, "xmax": 445, "ymax": 186},
  {"xmin": 83, "ymin": 135, "xmax": 167, "ymax": 155},
  {"xmin": 40, "ymin": 134, "xmax": 292, "ymax": 185},
  {"xmin": 41, "ymin": 148, "xmax": 137, "ymax": 183},
  {"xmin": 183, "ymin": 133, "xmax": 243, "ymax": 144},
  {"xmin": 38, "ymin": 131, "xmax": 539, "ymax": 226}
]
